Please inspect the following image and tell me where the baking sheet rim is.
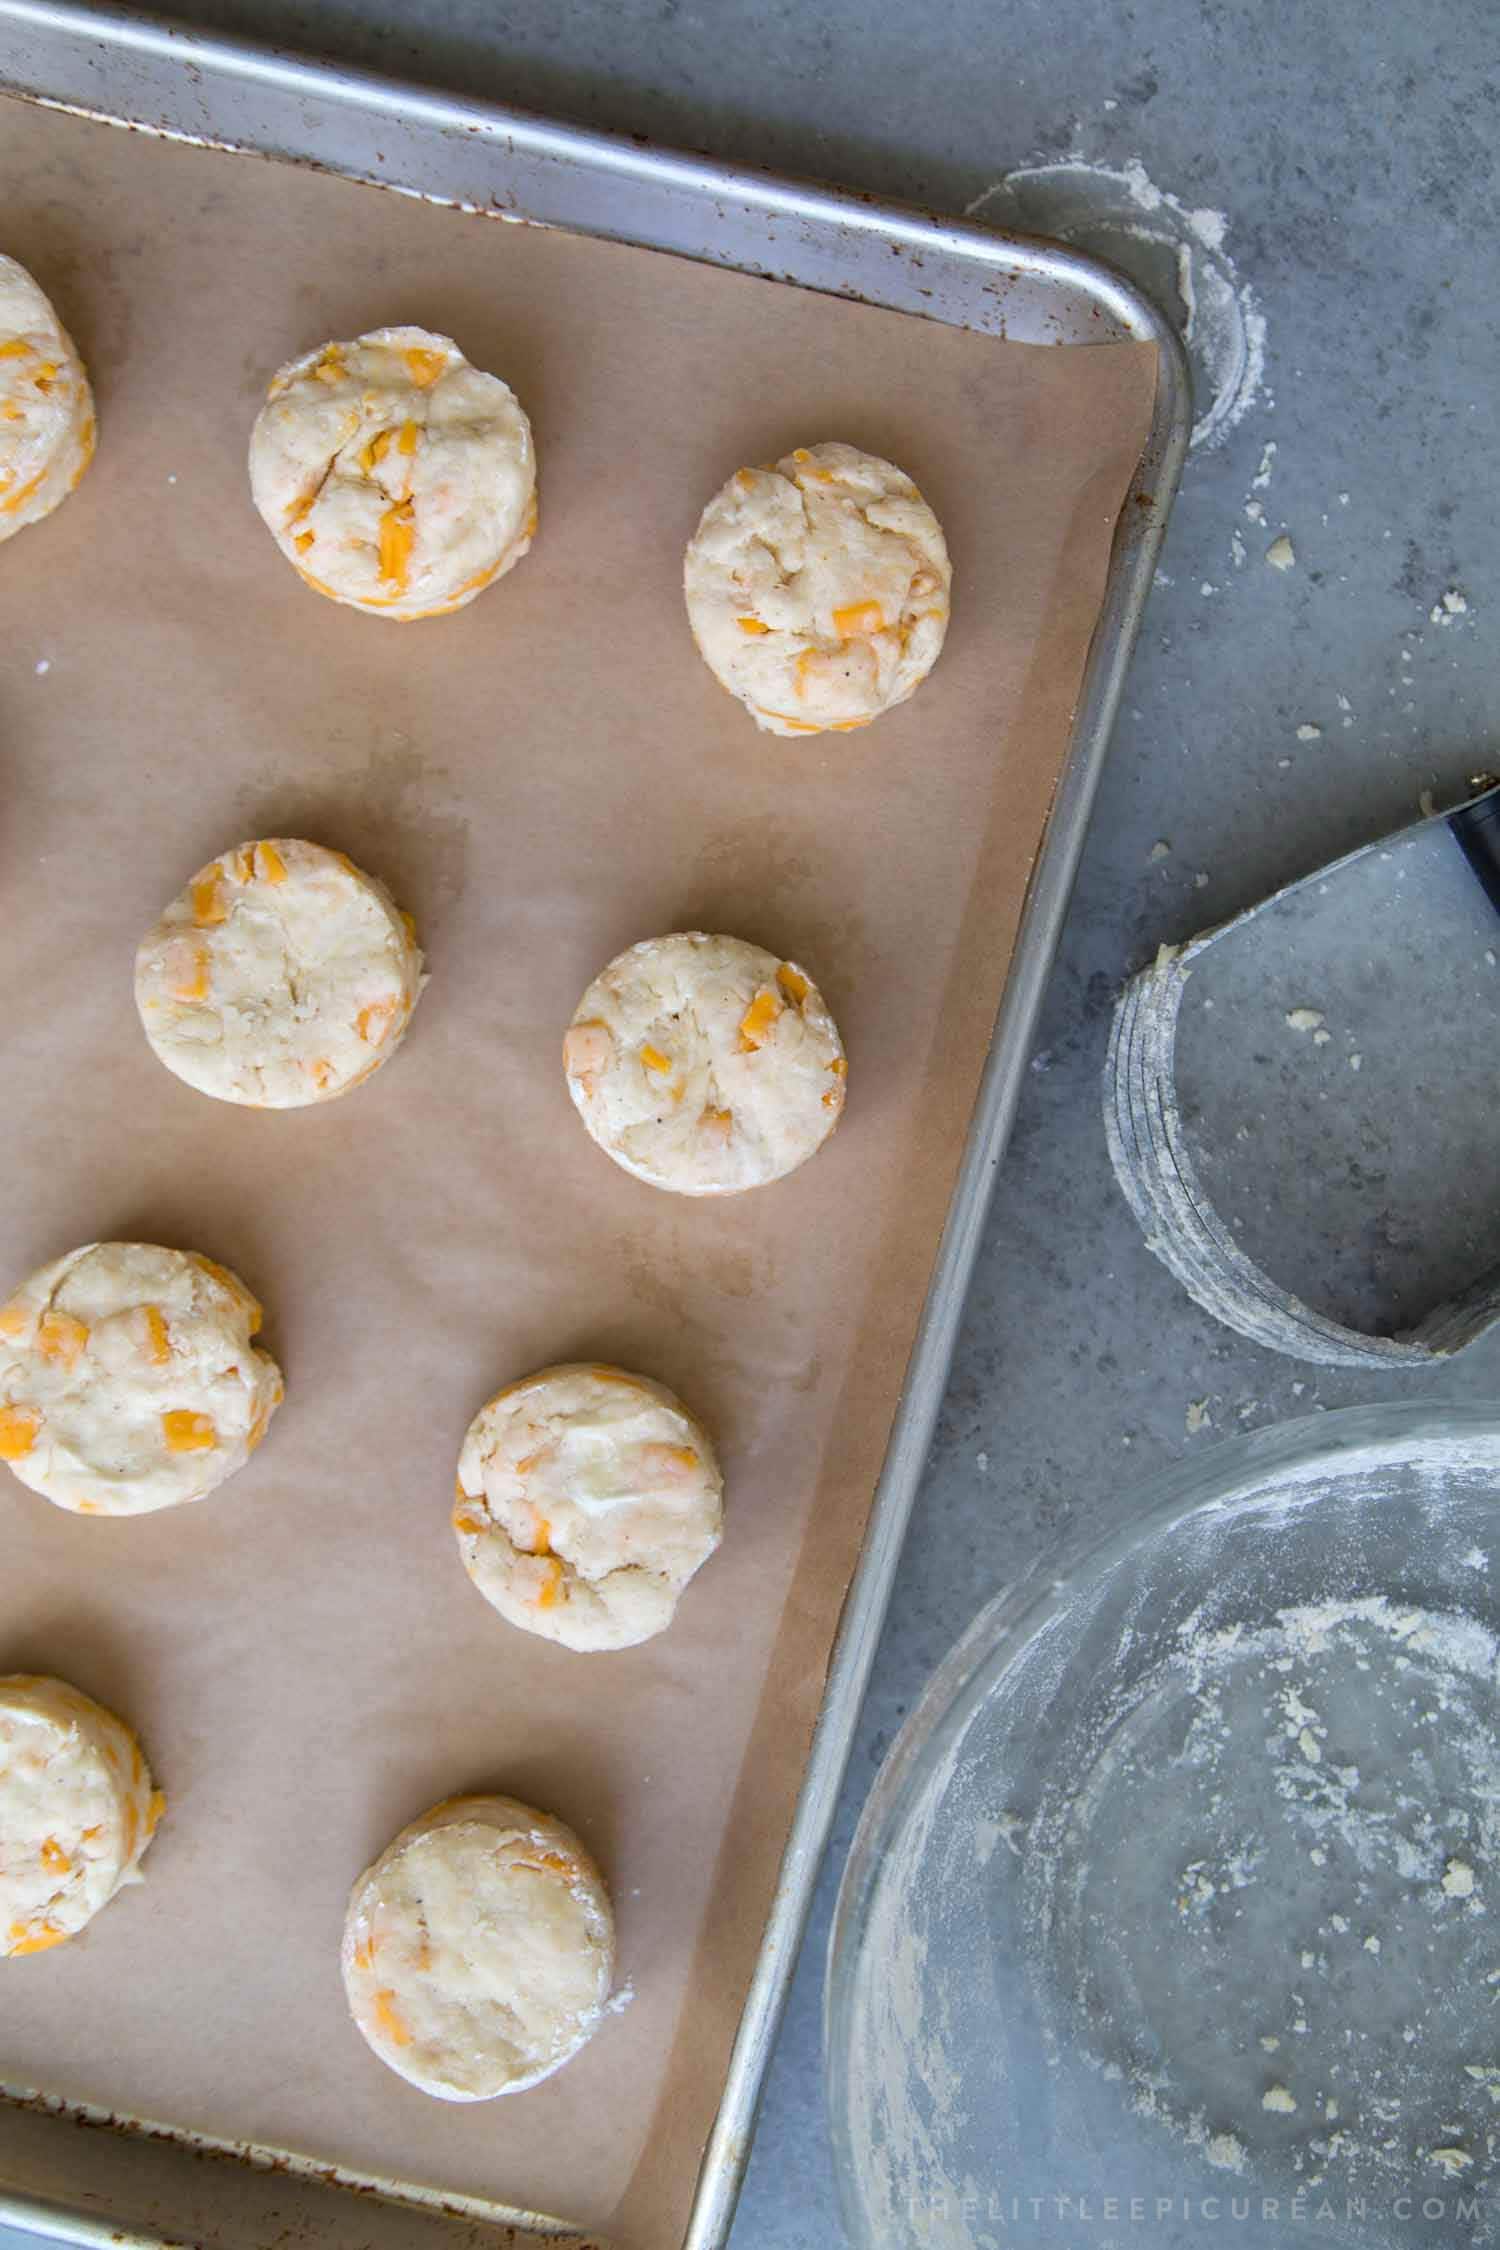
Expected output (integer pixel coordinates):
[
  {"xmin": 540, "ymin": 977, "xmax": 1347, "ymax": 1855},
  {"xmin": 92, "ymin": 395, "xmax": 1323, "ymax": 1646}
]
[{"xmin": 0, "ymin": 11, "xmax": 1190, "ymax": 2247}]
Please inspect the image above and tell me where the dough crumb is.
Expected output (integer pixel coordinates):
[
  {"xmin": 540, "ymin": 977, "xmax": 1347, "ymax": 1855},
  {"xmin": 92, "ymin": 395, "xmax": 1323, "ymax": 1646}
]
[
  {"xmin": 1285, "ymin": 1008, "xmax": 1326, "ymax": 1033},
  {"xmin": 1428, "ymin": 2147, "xmax": 1473, "ymax": 2173},
  {"xmin": 1149, "ymin": 838, "xmax": 1172, "ymax": 860},
  {"xmin": 1263, "ymin": 2085, "xmax": 1298, "ymax": 2114},
  {"xmin": 1205, "ymin": 2132, "xmax": 1246, "ymax": 2173},
  {"xmin": 1266, "ymin": 534, "xmax": 1296, "ymax": 571},
  {"xmin": 1296, "ymin": 722, "xmax": 1321, "ymax": 740},
  {"xmin": 1442, "ymin": 1857, "xmax": 1476, "ymax": 1899},
  {"xmin": 1186, "ymin": 1398, "xmax": 1211, "ymax": 1434},
  {"xmin": 1260, "ymin": 2034, "xmax": 1282, "ymax": 2052}
]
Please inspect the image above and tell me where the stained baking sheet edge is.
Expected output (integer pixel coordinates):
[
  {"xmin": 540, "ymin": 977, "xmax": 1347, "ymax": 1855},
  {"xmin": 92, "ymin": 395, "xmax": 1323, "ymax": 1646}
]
[{"xmin": 0, "ymin": 7, "xmax": 1190, "ymax": 2246}]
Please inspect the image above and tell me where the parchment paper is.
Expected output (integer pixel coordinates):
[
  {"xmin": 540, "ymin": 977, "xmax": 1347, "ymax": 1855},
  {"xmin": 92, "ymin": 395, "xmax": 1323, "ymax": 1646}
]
[{"xmin": 0, "ymin": 99, "xmax": 1155, "ymax": 2249}]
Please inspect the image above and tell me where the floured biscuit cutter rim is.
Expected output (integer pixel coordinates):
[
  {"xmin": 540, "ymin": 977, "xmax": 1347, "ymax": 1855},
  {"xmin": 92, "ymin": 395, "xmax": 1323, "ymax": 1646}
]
[{"xmin": 1103, "ymin": 782, "xmax": 1500, "ymax": 1369}]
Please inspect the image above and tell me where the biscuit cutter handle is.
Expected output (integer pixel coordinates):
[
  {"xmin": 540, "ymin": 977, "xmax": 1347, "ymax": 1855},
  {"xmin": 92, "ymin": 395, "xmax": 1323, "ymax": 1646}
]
[{"xmin": 1451, "ymin": 784, "xmax": 1500, "ymax": 918}]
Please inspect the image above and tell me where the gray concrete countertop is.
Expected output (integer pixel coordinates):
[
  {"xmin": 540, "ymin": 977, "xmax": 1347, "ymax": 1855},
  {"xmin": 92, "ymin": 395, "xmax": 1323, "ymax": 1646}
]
[{"xmin": 7, "ymin": 3, "xmax": 1500, "ymax": 2245}]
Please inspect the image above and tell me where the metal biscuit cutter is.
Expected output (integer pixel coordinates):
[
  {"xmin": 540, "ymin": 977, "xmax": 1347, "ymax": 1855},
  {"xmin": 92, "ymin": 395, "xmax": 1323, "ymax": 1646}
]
[{"xmin": 1105, "ymin": 781, "xmax": 1500, "ymax": 1367}]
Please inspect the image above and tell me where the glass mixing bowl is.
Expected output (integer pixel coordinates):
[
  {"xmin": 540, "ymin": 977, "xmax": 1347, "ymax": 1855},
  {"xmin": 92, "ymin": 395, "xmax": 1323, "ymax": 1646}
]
[{"xmin": 827, "ymin": 1404, "xmax": 1500, "ymax": 2250}]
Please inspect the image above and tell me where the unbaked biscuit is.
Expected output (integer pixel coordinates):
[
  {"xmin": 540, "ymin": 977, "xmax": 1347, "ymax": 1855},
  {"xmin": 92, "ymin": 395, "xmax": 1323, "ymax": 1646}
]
[
  {"xmin": 564, "ymin": 931, "xmax": 846, "ymax": 1195},
  {"xmin": 249, "ymin": 326, "xmax": 536, "ymax": 620},
  {"xmin": 135, "ymin": 838, "xmax": 424, "ymax": 1109},
  {"xmin": 0, "ymin": 256, "xmax": 95, "ymax": 544},
  {"xmin": 0, "ymin": 1674, "xmax": 162, "ymax": 1957},
  {"xmin": 0, "ymin": 1241, "xmax": 283, "ymax": 1516},
  {"xmin": 454, "ymin": 1363, "xmax": 723, "ymax": 1651},
  {"xmin": 683, "ymin": 440, "xmax": 950, "ymax": 735},
  {"xmin": 341, "ymin": 1794, "xmax": 614, "ymax": 2100}
]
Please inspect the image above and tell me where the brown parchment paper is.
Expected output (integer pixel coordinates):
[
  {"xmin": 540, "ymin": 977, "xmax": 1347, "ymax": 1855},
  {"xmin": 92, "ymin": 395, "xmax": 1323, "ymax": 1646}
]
[{"xmin": 0, "ymin": 98, "xmax": 1155, "ymax": 2250}]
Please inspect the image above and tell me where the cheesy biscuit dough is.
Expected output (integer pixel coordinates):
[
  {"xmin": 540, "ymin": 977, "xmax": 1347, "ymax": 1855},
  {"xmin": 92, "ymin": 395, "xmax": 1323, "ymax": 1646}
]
[
  {"xmin": 249, "ymin": 326, "xmax": 536, "ymax": 620},
  {"xmin": 135, "ymin": 839, "xmax": 425, "ymax": 1108},
  {"xmin": 0, "ymin": 255, "xmax": 95, "ymax": 542},
  {"xmin": 564, "ymin": 932, "xmax": 846, "ymax": 1194},
  {"xmin": 683, "ymin": 440, "xmax": 951, "ymax": 735},
  {"xmin": 0, "ymin": 1674, "xmax": 163, "ymax": 1958},
  {"xmin": 454, "ymin": 1363, "xmax": 723, "ymax": 1652},
  {"xmin": 0, "ymin": 1241, "xmax": 283, "ymax": 1516},
  {"xmin": 342, "ymin": 1794, "xmax": 615, "ymax": 2100}
]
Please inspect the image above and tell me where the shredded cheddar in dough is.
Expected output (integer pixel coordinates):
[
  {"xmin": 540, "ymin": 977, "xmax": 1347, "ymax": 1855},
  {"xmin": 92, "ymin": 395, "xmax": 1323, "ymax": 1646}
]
[
  {"xmin": 161, "ymin": 1409, "xmax": 217, "ymax": 1453},
  {"xmin": 0, "ymin": 1405, "xmax": 41, "ymax": 1459}
]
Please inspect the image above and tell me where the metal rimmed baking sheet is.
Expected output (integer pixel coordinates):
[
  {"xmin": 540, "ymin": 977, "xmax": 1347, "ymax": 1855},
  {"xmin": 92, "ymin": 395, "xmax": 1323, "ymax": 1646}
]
[{"xmin": 0, "ymin": 10, "xmax": 1186, "ymax": 2247}]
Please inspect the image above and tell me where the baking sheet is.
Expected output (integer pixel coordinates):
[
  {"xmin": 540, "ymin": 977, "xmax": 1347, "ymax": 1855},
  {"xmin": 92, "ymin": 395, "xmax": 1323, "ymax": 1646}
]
[{"xmin": 0, "ymin": 98, "xmax": 1156, "ymax": 2250}]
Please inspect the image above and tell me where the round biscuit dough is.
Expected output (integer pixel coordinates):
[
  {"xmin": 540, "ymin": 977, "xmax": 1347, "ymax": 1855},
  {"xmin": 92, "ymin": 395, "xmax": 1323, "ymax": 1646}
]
[
  {"xmin": 0, "ymin": 1241, "xmax": 283, "ymax": 1516},
  {"xmin": 564, "ymin": 932, "xmax": 846, "ymax": 1195},
  {"xmin": 249, "ymin": 326, "xmax": 536, "ymax": 621},
  {"xmin": 0, "ymin": 256, "xmax": 95, "ymax": 544},
  {"xmin": 683, "ymin": 440, "xmax": 951, "ymax": 736},
  {"xmin": 135, "ymin": 838, "xmax": 425, "ymax": 1109},
  {"xmin": 454, "ymin": 1363, "xmax": 723, "ymax": 1652},
  {"xmin": 0, "ymin": 1674, "xmax": 162, "ymax": 1957},
  {"xmin": 341, "ymin": 1794, "xmax": 615, "ymax": 2100}
]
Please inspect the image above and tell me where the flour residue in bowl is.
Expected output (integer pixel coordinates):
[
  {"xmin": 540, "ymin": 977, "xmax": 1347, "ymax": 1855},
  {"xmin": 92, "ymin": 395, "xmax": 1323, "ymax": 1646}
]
[{"xmin": 1025, "ymin": 1594, "xmax": 1500, "ymax": 2226}]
